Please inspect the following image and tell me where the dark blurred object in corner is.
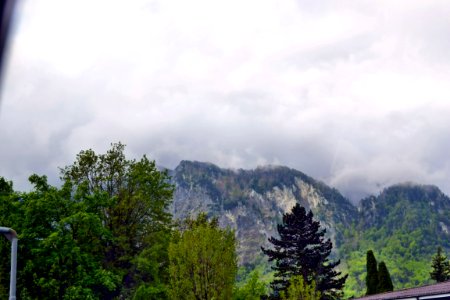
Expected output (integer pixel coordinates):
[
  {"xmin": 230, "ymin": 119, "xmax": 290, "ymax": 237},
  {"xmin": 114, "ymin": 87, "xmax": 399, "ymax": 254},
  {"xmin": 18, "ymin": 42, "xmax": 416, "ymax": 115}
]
[{"xmin": 1, "ymin": 0, "xmax": 17, "ymax": 85}]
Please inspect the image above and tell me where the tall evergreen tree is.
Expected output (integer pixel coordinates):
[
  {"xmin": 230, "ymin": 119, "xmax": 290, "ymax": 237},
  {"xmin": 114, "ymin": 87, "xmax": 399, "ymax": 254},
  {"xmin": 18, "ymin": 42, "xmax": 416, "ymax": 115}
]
[
  {"xmin": 366, "ymin": 250, "xmax": 378, "ymax": 295},
  {"xmin": 377, "ymin": 262, "xmax": 393, "ymax": 293},
  {"xmin": 261, "ymin": 203, "xmax": 347, "ymax": 300},
  {"xmin": 430, "ymin": 247, "xmax": 450, "ymax": 282}
]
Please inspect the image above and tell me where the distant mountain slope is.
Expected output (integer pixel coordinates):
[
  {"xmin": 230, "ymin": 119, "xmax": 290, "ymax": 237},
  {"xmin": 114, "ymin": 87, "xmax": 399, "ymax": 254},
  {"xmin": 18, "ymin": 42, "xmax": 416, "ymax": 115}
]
[
  {"xmin": 170, "ymin": 160, "xmax": 357, "ymax": 266},
  {"xmin": 340, "ymin": 183, "xmax": 450, "ymax": 297},
  {"xmin": 359, "ymin": 183, "xmax": 450, "ymax": 235}
]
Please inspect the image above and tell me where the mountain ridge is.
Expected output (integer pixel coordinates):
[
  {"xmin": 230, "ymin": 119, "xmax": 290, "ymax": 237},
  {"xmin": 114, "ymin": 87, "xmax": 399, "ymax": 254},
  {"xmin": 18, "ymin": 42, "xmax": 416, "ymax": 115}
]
[
  {"xmin": 171, "ymin": 160, "xmax": 357, "ymax": 266},
  {"xmin": 169, "ymin": 160, "xmax": 450, "ymax": 297}
]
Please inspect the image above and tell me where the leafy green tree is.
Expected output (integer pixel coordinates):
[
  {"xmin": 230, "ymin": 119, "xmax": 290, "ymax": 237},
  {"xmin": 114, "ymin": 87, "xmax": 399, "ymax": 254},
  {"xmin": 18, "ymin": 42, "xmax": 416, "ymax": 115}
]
[
  {"xmin": 133, "ymin": 283, "xmax": 167, "ymax": 300},
  {"xmin": 0, "ymin": 175, "xmax": 121, "ymax": 299},
  {"xmin": 430, "ymin": 247, "xmax": 450, "ymax": 282},
  {"xmin": 233, "ymin": 270, "xmax": 268, "ymax": 300},
  {"xmin": 262, "ymin": 204, "xmax": 347, "ymax": 300},
  {"xmin": 377, "ymin": 261, "xmax": 393, "ymax": 293},
  {"xmin": 365, "ymin": 250, "xmax": 378, "ymax": 295},
  {"xmin": 0, "ymin": 177, "xmax": 16, "ymax": 299},
  {"xmin": 0, "ymin": 143, "xmax": 174, "ymax": 299},
  {"xmin": 280, "ymin": 276, "xmax": 321, "ymax": 300},
  {"xmin": 168, "ymin": 213, "xmax": 237, "ymax": 300},
  {"xmin": 0, "ymin": 177, "xmax": 13, "ymax": 195},
  {"xmin": 61, "ymin": 142, "xmax": 174, "ymax": 297}
]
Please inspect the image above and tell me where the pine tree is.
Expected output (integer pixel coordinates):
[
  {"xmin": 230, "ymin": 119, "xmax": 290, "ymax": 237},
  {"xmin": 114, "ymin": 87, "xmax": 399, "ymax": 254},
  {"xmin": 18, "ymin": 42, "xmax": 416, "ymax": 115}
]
[
  {"xmin": 261, "ymin": 204, "xmax": 347, "ymax": 300},
  {"xmin": 377, "ymin": 262, "xmax": 393, "ymax": 293},
  {"xmin": 430, "ymin": 247, "xmax": 450, "ymax": 283},
  {"xmin": 366, "ymin": 250, "xmax": 378, "ymax": 295}
]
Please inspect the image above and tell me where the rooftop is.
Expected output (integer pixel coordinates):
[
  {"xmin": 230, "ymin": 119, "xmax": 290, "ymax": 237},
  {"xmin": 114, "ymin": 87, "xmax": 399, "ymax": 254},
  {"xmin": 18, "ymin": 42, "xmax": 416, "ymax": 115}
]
[{"xmin": 354, "ymin": 281, "xmax": 450, "ymax": 300}]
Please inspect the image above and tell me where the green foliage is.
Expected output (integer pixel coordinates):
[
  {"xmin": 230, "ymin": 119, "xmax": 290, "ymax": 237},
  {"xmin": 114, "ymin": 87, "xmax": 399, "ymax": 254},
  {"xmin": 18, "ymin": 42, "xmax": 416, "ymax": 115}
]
[
  {"xmin": 0, "ymin": 143, "xmax": 174, "ymax": 299},
  {"xmin": 61, "ymin": 142, "xmax": 174, "ymax": 296},
  {"xmin": 233, "ymin": 270, "xmax": 268, "ymax": 300},
  {"xmin": 280, "ymin": 276, "xmax": 321, "ymax": 300},
  {"xmin": 0, "ymin": 177, "xmax": 13, "ymax": 195},
  {"xmin": 342, "ymin": 248, "xmax": 431, "ymax": 298},
  {"xmin": 365, "ymin": 250, "xmax": 378, "ymax": 295},
  {"xmin": 0, "ymin": 175, "xmax": 121, "ymax": 299},
  {"xmin": 168, "ymin": 213, "xmax": 237, "ymax": 300},
  {"xmin": 339, "ymin": 185, "xmax": 450, "ymax": 297},
  {"xmin": 430, "ymin": 247, "xmax": 450, "ymax": 282},
  {"xmin": 377, "ymin": 262, "xmax": 393, "ymax": 293},
  {"xmin": 133, "ymin": 283, "xmax": 168, "ymax": 300}
]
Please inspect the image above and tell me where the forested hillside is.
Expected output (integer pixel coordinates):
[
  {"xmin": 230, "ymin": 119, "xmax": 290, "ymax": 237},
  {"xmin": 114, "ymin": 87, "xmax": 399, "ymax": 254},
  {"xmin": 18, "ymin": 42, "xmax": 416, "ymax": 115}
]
[{"xmin": 340, "ymin": 184, "xmax": 450, "ymax": 297}]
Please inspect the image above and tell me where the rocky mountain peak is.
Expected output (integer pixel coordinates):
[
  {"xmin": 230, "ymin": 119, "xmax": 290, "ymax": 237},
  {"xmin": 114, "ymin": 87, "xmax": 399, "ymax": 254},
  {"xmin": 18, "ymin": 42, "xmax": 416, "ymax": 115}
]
[{"xmin": 170, "ymin": 160, "xmax": 357, "ymax": 266}]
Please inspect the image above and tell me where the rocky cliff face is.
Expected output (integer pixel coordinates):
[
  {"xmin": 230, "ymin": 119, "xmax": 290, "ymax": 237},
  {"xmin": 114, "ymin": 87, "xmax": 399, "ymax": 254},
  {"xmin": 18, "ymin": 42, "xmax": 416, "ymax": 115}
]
[{"xmin": 170, "ymin": 160, "xmax": 357, "ymax": 266}]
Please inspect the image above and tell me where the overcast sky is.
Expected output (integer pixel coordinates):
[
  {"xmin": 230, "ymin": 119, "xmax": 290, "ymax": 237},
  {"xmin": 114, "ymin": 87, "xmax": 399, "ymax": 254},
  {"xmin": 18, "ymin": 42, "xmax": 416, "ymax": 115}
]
[{"xmin": 2, "ymin": 0, "xmax": 450, "ymax": 202}]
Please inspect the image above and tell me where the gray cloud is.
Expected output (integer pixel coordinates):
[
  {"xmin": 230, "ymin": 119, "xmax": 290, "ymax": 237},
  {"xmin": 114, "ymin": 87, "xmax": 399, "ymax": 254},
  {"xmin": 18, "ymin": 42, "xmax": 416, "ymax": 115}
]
[{"xmin": 1, "ymin": 0, "xmax": 450, "ymax": 203}]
